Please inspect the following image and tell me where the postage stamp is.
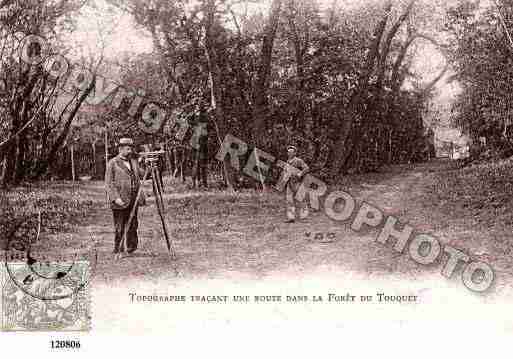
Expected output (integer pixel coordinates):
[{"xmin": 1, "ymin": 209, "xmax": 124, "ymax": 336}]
[{"xmin": 1, "ymin": 260, "xmax": 91, "ymax": 332}]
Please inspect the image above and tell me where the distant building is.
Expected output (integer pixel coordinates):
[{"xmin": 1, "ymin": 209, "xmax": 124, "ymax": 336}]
[
  {"xmin": 436, "ymin": 141, "xmax": 452, "ymax": 158},
  {"xmin": 435, "ymin": 128, "xmax": 470, "ymax": 159}
]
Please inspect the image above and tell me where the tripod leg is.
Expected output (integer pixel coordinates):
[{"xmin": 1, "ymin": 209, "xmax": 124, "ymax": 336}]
[
  {"xmin": 150, "ymin": 166, "xmax": 175, "ymax": 258},
  {"xmin": 117, "ymin": 167, "xmax": 150, "ymax": 260},
  {"xmin": 154, "ymin": 166, "xmax": 164, "ymax": 198}
]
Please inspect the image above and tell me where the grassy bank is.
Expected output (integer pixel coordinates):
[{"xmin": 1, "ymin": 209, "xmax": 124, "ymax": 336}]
[
  {"xmin": 0, "ymin": 182, "xmax": 98, "ymax": 250},
  {"xmin": 426, "ymin": 158, "xmax": 513, "ymax": 228}
]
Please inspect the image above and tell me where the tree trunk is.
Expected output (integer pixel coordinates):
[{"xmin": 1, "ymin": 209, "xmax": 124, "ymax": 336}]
[
  {"xmin": 33, "ymin": 77, "xmax": 95, "ymax": 179},
  {"xmin": 328, "ymin": 1, "xmax": 393, "ymax": 178},
  {"xmin": 13, "ymin": 134, "xmax": 28, "ymax": 185},
  {"xmin": 2, "ymin": 143, "xmax": 16, "ymax": 186},
  {"xmin": 92, "ymin": 141, "xmax": 97, "ymax": 178},
  {"xmin": 376, "ymin": 0, "xmax": 416, "ymax": 90},
  {"xmin": 164, "ymin": 143, "xmax": 173, "ymax": 177},
  {"xmin": 71, "ymin": 144, "xmax": 75, "ymax": 182},
  {"xmin": 204, "ymin": 0, "xmax": 235, "ymax": 191},
  {"xmin": 0, "ymin": 153, "xmax": 7, "ymax": 188},
  {"xmin": 252, "ymin": 0, "xmax": 283, "ymax": 144}
]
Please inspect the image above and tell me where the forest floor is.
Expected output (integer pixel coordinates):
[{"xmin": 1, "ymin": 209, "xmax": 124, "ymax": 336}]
[{"xmin": 18, "ymin": 158, "xmax": 513, "ymax": 299}]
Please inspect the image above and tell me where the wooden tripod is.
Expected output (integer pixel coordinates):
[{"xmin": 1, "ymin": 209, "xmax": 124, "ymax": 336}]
[{"xmin": 116, "ymin": 159, "xmax": 175, "ymax": 260}]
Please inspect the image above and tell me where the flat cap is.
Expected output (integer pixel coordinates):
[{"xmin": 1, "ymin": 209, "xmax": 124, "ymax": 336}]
[
  {"xmin": 118, "ymin": 138, "xmax": 134, "ymax": 146},
  {"xmin": 287, "ymin": 145, "xmax": 297, "ymax": 151}
]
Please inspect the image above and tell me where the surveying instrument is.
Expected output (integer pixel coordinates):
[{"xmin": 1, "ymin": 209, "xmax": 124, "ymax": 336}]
[{"xmin": 116, "ymin": 149, "xmax": 175, "ymax": 261}]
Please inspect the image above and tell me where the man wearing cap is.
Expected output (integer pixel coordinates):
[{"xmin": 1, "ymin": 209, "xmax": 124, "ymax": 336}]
[
  {"xmin": 284, "ymin": 145, "xmax": 310, "ymax": 223},
  {"xmin": 105, "ymin": 137, "xmax": 146, "ymax": 256}
]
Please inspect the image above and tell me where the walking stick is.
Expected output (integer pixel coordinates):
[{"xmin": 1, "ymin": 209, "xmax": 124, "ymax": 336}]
[{"xmin": 116, "ymin": 166, "xmax": 151, "ymax": 261}]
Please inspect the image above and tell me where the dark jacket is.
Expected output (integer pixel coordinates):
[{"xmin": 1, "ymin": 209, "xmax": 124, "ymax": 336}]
[{"xmin": 105, "ymin": 155, "xmax": 146, "ymax": 210}]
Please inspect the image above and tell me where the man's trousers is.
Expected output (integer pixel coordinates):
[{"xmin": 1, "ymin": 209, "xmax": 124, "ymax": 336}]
[
  {"xmin": 112, "ymin": 205, "xmax": 139, "ymax": 253},
  {"xmin": 286, "ymin": 181, "xmax": 309, "ymax": 221}
]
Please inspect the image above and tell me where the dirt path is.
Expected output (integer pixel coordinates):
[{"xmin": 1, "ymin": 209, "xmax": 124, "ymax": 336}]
[{"xmin": 38, "ymin": 161, "xmax": 512, "ymax": 297}]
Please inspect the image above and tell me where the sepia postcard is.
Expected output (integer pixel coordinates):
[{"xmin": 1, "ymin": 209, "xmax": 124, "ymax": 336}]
[{"xmin": 0, "ymin": 0, "xmax": 512, "ymax": 357}]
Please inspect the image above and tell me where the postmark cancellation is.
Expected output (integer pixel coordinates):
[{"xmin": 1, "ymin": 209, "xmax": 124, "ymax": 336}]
[{"xmin": 1, "ymin": 260, "xmax": 91, "ymax": 332}]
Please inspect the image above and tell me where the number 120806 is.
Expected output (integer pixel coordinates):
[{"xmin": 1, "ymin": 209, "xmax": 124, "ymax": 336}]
[{"xmin": 51, "ymin": 340, "xmax": 81, "ymax": 349}]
